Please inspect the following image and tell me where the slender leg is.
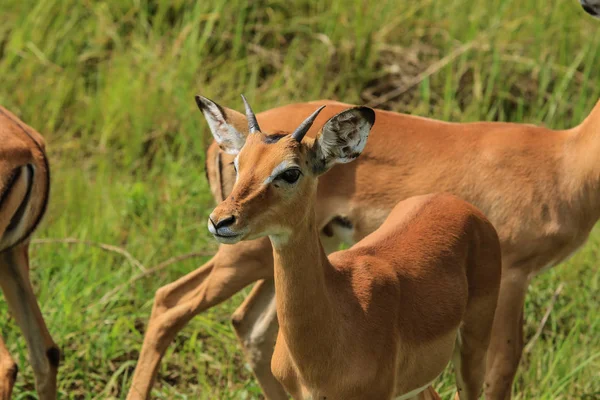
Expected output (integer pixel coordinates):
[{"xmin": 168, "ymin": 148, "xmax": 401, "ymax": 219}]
[
  {"xmin": 231, "ymin": 279, "xmax": 287, "ymax": 400},
  {"xmin": 452, "ymin": 275, "xmax": 500, "ymax": 399},
  {"xmin": 0, "ymin": 336, "xmax": 18, "ymax": 400},
  {"xmin": 415, "ymin": 386, "xmax": 442, "ymax": 400},
  {"xmin": 0, "ymin": 243, "xmax": 59, "ymax": 400},
  {"xmin": 452, "ymin": 292, "xmax": 499, "ymax": 399},
  {"xmin": 127, "ymin": 237, "xmax": 273, "ymax": 400},
  {"xmin": 484, "ymin": 267, "xmax": 529, "ymax": 400}
]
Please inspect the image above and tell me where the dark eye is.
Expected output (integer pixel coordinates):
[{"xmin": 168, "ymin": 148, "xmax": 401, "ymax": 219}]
[{"xmin": 277, "ymin": 168, "xmax": 301, "ymax": 184}]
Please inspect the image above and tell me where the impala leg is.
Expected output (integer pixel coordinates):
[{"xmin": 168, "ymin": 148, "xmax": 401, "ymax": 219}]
[
  {"xmin": 231, "ymin": 279, "xmax": 287, "ymax": 400},
  {"xmin": 452, "ymin": 295, "xmax": 498, "ymax": 399},
  {"xmin": 415, "ymin": 386, "xmax": 442, "ymax": 400},
  {"xmin": 127, "ymin": 238, "xmax": 273, "ymax": 400},
  {"xmin": 0, "ymin": 336, "xmax": 18, "ymax": 400},
  {"xmin": 127, "ymin": 259, "xmax": 214, "ymax": 399},
  {"xmin": 0, "ymin": 243, "xmax": 59, "ymax": 400},
  {"xmin": 453, "ymin": 287, "xmax": 500, "ymax": 398},
  {"xmin": 484, "ymin": 268, "xmax": 529, "ymax": 400}
]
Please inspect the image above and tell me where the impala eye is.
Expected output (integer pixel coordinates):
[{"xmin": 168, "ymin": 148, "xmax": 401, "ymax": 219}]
[{"xmin": 277, "ymin": 168, "xmax": 301, "ymax": 184}]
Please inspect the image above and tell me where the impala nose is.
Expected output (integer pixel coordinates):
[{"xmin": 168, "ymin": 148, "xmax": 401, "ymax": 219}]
[
  {"xmin": 208, "ymin": 215, "xmax": 237, "ymax": 236},
  {"xmin": 214, "ymin": 215, "xmax": 235, "ymax": 229}
]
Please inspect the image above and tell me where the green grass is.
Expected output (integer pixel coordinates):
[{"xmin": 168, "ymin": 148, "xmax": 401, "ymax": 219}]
[{"xmin": 1, "ymin": 0, "xmax": 599, "ymax": 398}]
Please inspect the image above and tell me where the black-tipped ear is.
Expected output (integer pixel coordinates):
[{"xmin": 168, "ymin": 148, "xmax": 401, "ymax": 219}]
[
  {"xmin": 581, "ymin": 1, "xmax": 600, "ymax": 18},
  {"xmin": 355, "ymin": 107, "xmax": 376, "ymax": 126},
  {"xmin": 195, "ymin": 95, "xmax": 247, "ymax": 155},
  {"xmin": 311, "ymin": 106, "xmax": 375, "ymax": 174}
]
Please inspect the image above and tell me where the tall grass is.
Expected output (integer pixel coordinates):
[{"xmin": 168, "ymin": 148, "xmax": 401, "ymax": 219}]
[{"xmin": 0, "ymin": 0, "xmax": 599, "ymax": 398}]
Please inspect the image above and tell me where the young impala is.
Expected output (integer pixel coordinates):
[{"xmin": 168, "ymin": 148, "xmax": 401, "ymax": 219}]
[
  {"xmin": 206, "ymin": 97, "xmax": 502, "ymax": 399},
  {"xmin": 0, "ymin": 106, "xmax": 58, "ymax": 400},
  {"xmin": 129, "ymin": 96, "xmax": 600, "ymax": 400}
]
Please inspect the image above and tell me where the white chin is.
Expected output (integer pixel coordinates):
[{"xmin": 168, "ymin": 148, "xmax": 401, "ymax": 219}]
[{"xmin": 213, "ymin": 234, "xmax": 243, "ymax": 244}]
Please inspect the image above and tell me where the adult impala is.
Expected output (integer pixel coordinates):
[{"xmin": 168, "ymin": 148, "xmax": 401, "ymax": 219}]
[
  {"xmin": 0, "ymin": 106, "xmax": 58, "ymax": 399},
  {"xmin": 129, "ymin": 96, "xmax": 600, "ymax": 399},
  {"xmin": 208, "ymin": 98, "xmax": 501, "ymax": 400}
]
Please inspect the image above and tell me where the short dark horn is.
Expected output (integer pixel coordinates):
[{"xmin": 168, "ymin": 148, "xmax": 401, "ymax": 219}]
[
  {"xmin": 241, "ymin": 94, "xmax": 261, "ymax": 133},
  {"xmin": 291, "ymin": 106, "xmax": 326, "ymax": 142}
]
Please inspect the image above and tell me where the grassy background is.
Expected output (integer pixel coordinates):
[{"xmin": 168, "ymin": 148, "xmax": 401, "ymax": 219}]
[{"xmin": 1, "ymin": 0, "xmax": 599, "ymax": 398}]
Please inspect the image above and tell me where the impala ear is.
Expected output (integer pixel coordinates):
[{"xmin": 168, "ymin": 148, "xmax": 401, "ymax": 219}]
[
  {"xmin": 310, "ymin": 106, "xmax": 375, "ymax": 174},
  {"xmin": 195, "ymin": 95, "xmax": 248, "ymax": 155},
  {"xmin": 581, "ymin": 0, "xmax": 600, "ymax": 19}
]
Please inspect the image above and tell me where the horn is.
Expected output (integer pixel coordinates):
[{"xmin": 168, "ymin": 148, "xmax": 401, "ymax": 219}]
[
  {"xmin": 291, "ymin": 106, "xmax": 326, "ymax": 142},
  {"xmin": 241, "ymin": 94, "xmax": 261, "ymax": 133}
]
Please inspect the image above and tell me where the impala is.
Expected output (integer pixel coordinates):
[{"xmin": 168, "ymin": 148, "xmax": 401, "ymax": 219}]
[
  {"xmin": 129, "ymin": 96, "xmax": 600, "ymax": 400},
  {"xmin": 208, "ymin": 97, "xmax": 501, "ymax": 399},
  {"xmin": 0, "ymin": 106, "xmax": 58, "ymax": 400}
]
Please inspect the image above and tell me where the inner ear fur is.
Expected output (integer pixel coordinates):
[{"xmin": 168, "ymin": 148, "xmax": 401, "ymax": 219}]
[
  {"xmin": 195, "ymin": 95, "xmax": 250, "ymax": 154},
  {"xmin": 310, "ymin": 106, "xmax": 375, "ymax": 174}
]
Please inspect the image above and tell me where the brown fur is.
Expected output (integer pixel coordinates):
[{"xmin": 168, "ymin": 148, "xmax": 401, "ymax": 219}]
[
  {"xmin": 0, "ymin": 106, "xmax": 58, "ymax": 400},
  {"xmin": 128, "ymin": 98, "xmax": 600, "ymax": 399},
  {"xmin": 208, "ymin": 125, "xmax": 501, "ymax": 399}
]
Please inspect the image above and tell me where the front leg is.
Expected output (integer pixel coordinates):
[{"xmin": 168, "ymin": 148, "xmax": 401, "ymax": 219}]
[
  {"xmin": 484, "ymin": 267, "xmax": 529, "ymax": 400},
  {"xmin": 0, "ymin": 244, "xmax": 59, "ymax": 400},
  {"xmin": 271, "ymin": 332, "xmax": 302, "ymax": 400},
  {"xmin": 127, "ymin": 238, "xmax": 273, "ymax": 400},
  {"xmin": 127, "ymin": 257, "xmax": 214, "ymax": 399},
  {"xmin": 231, "ymin": 279, "xmax": 288, "ymax": 400}
]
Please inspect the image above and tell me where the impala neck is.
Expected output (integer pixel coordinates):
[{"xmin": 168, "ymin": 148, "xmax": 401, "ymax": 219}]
[{"xmin": 269, "ymin": 203, "xmax": 341, "ymax": 367}]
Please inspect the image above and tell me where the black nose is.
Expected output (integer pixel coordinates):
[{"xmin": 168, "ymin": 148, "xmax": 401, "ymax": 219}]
[
  {"xmin": 583, "ymin": 4, "xmax": 599, "ymax": 15},
  {"xmin": 213, "ymin": 215, "xmax": 236, "ymax": 229}
]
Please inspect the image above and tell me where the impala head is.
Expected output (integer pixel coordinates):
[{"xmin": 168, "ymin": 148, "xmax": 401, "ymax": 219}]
[
  {"xmin": 581, "ymin": 0, "xmax": 600, "ymax": 17},
  {"xmin": 202, "ymin": 95, "xmax": 375, "ymax": 244}
]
